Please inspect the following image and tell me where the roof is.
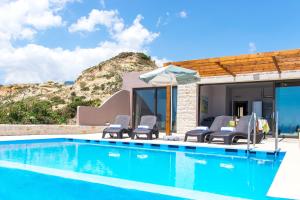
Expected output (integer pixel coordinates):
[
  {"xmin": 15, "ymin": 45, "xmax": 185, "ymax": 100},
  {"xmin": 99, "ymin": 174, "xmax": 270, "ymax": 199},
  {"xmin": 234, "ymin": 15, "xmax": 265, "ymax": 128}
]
[{"xmin": 164, "ymin": 49, "xmax": 300, "ymax": 77}]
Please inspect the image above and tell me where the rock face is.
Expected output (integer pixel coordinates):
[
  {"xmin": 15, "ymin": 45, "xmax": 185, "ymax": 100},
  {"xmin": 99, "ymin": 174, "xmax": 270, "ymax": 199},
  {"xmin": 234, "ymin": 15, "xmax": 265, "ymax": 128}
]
[
  {"xmin": 73, "ymin": 52, "xmax": 156, "ymax": 102},
  {"xmin": 0, "ymin": 52, "xmax": 157, "ymax": 108}
]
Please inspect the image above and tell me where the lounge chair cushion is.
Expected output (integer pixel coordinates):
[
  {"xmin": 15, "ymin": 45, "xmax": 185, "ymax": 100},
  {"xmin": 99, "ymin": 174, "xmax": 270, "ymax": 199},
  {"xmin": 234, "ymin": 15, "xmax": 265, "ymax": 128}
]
[
  {"xmin": 195, "ymin": 126, "xmax": 209, "ymax": 130},
  {"xmin": 103, "ymin": 127, "xmax": 123, "ymax": 133},
  {"xmin": 133, "ymin": 128, "xmax": 152, "ymax": 134},
  {"xmin": 109, "ymin": 124, "xmax": 122, "ymax": 128},
  {"xmin": 138, "ymin": 125, "xmax": 150, "ymax": 129},
  {"xmin": 221, "ymin": 127, "xmax": 236, "ymax": 132}
]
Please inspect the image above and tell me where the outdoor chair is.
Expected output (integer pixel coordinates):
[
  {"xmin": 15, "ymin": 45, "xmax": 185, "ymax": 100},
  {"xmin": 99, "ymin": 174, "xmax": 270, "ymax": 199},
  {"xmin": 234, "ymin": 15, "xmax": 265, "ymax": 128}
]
[
  {"xmin": 209, "ymin": 115, "xmax": 264, "ymax": 145},
  {"xmin": 131, "ymin": 115, "xmax": 159, "ymax": 140},
  {"xmin": 102, "ymin": 115, "xmax": 131, "ymax": 139},
  {"xmin": 184, "ymin": 115, "xmax": 232, "ymax": 142}
]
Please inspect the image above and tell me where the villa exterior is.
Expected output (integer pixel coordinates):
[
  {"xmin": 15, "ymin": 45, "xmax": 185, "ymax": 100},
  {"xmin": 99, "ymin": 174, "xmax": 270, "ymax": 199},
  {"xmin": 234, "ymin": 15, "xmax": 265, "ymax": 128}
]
[{"xmin": 78, "ymin": 48, "xmax": 300, "ymax": 138}]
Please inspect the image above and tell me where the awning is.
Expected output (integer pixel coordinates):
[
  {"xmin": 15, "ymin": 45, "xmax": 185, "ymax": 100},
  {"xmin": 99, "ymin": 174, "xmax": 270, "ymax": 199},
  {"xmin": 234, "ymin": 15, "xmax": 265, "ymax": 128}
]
[{"xmin": 164, "ymin": 49, "xmax": 300, "ymax": 77}]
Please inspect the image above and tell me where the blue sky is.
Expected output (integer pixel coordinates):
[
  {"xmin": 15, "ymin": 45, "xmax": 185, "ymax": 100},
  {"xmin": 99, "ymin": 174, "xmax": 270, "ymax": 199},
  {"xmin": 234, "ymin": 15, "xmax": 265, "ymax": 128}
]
[{"xmin": 1, "ymin": 0, "xmax": 300, "ymax": 84}]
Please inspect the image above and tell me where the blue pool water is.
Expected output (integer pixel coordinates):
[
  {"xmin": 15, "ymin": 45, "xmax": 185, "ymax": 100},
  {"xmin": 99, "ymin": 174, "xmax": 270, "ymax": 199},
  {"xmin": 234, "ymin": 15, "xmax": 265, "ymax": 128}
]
[{"xmin": 0, "ymin": 139, "xmax": 285, "ymax": 200}]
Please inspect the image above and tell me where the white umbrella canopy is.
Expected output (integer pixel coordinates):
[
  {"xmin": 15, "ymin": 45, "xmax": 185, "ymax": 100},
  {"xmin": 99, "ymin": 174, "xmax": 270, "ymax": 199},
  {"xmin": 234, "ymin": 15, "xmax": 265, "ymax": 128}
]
[
  {"xmin": 139, "ymin": 65, "xmax": 200, "ymax": 86},
  {"xmin": 139, "ymin": 65, "xmax": 200, "ymax": 135}
]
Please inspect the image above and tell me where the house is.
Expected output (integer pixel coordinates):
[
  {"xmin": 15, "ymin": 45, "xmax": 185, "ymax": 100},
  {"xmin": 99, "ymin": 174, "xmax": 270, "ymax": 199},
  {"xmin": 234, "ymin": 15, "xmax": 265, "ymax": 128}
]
[{"xmin": 77, "ymin": 48, "xmax": 300, "ymax": 138}]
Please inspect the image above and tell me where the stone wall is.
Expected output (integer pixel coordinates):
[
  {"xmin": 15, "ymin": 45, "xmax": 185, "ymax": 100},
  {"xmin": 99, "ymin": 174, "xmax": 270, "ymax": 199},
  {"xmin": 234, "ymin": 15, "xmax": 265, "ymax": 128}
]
[
  {"xmin": 0, "ymin": 125, "xmax": 105, "ymax": 136},
  {"xmin": 176, "ymin": 83, "xmax": 198, "ymax": 134}
]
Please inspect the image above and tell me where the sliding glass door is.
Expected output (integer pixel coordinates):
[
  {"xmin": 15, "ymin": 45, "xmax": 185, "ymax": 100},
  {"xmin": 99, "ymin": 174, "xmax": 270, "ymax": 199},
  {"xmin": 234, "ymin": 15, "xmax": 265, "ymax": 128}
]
[
  {"xmin": 276, "ymin": 82, "xmax": 300, "ymax": 136},
  {"xmin": 134, "ymin": 89, "xmax": 155, "ymax": 129},
  {"xmin": 133, "ymin": 87, "xmax": 177, "ymax": 131},
  {"xmin": 156, "ymin": 88, "xmax": 167, "ymax": 130}
]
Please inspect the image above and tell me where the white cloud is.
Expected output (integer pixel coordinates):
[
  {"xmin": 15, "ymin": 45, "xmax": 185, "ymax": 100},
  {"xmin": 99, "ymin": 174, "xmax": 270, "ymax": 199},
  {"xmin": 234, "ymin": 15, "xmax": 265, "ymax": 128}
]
[
  {"xmin": 68, "ymin": 9, "xmax": 124, "ymax": 33},
  {"xmin": 0, "ymin": 0, "xmax": 69, "ymax": 46},
  {"xmin": 156, "ymin": 12, "xmax": 170, "ymax": 27},
  {"xmin": 179, "ymin": 10, "xmax": 187, "ymax": 18},
  {"xmin": 113, "ymin": 15, "xmax": 159, "ymax": 49},
  {"xmin": 0, "ymin": 7, "xmax": 160, "ymax": 84},
  {"xmin": 248, "ymin": 42, "xmax": 257, "ymax": 53},
  {"xmin": 0, "ymin": 43, "xmax": 133, "ymax": 83},
  {"xmin": 152, "ymin": 56, "xmax": 170, "ymax": 67},
  {"xmin": 49, "ymin": 0, "xmax": 78, "ymax": 12}
]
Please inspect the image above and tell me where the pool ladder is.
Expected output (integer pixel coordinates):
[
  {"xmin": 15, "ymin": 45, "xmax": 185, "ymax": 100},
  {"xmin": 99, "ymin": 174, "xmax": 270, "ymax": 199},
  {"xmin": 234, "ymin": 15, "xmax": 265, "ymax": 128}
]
[
  {"xmin": 246, "ymin": 112, "xmax": 255, "ymax": 156},
  {"xmin": 246, "ymin": 112, "xmax": 280, "ymax": 157}
]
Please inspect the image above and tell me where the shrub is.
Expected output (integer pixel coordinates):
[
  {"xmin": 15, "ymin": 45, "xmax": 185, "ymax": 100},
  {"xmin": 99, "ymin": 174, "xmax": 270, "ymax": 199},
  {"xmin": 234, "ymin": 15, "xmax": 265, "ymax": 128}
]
[
  {"xmin": 93, "ymin": 85, "xmax": 101, "ymax": 91},
  {"xmin": 81, "ymin": 86, "xmax": 90, "ymax": 91},
  {"xmin": 79, "ymin": 81, "xmax": 87, "ymax": 89},
  {"xmin": 0, "ymin": 98, "xmax": 67, "ymax": 124},
  {"xmin": 0, "ymin": 95, "xmax": 101, "ymax": 125},
  {"xmin": 70, "ymin": 91, "xmax": 76, "ymax": 97},
  {"xmin": 61, "ymin": 96, "xmax": 96, "ymax": 119},
  {"xmin": 102, "ymin": 71, "xmax": 116, "ymax": 79},
  {"xmin": 138, "ymin": 53, "xmax": 151, "ymax": 60},
  {"xmin": 50, "ymin": 96, "xmax": 65, "ymax": 105}
]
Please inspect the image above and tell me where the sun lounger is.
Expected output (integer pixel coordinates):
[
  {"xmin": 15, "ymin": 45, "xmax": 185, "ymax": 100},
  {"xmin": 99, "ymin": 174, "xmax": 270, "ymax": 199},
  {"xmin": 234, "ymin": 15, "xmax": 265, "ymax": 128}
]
[
  {"xmin": 184, "ymin": 116, "xmax": 232, "ymax": 142},
  {"xmin": 131, "ymin": 115, "xmax": 159, "ymax": 140},
  {"xmin": 102, "ymin": 115, "xmax": 131, "ymax": 139},
  {"xmin": 209, "ymin": 115, "xmax": 264, "ymax": 145}
]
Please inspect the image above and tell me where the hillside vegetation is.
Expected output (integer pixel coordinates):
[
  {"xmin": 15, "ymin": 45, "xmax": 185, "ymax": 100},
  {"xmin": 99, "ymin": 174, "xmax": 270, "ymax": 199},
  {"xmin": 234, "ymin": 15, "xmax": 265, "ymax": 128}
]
[{"xmin": 0, "ymin": 52, "xmax": 157, "ymax": 124}]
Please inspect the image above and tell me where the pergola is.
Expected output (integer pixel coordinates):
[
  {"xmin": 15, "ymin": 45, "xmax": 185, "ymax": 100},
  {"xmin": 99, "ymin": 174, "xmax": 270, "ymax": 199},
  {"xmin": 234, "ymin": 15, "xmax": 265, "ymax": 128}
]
[
  {"xmin": 163, "ymin": 48, "xmax": 300, "ymax": 134},
  {"xmin": 164, "ymin": 49, "xmax": 300, "ymax": 77}
]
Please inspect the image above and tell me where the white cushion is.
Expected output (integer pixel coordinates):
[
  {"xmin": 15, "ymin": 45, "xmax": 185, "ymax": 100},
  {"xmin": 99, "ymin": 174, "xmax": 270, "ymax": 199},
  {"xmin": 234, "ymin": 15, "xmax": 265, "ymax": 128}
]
[
  {"xmin": 221, "ymin": 127, "xmax": 236, "ymax": 132},
  {"xmin": 138, "ymin": 125, "xmax": 150, "ymax": 129},
  {"xmin": 109, "ymin": 124, "xmax": 121, "ymax": 128},
  {"xmin": 195, "ymin": 126, "xmax": 209, "ymax": 131}
]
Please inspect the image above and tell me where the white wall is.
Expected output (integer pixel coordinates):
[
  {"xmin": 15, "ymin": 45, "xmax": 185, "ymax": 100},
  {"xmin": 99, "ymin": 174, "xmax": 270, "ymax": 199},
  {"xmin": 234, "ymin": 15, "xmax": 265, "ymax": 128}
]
[{"xmin": 200, "ymin": 85, "xmax": 227, "ymax": 120}]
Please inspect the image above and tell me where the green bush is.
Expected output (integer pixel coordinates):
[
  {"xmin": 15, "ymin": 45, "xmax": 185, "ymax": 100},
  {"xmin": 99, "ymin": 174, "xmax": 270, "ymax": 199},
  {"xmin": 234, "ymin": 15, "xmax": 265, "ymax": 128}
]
[
  {"xmin": 61, "ymin": 96, "xmax": 97, "ymax": 119},
  {"xmin": 50, "ymin": 96, "xmax": 65, "ymax": 105},
  {"xmin": 93, "ymin": 85, "xmax": 101, "ymax": 91},
  {"xmin": 0, "ymin": 98, "xmax": 67, "ymax": 124},
  {"xmin": 102, "ymin": 71, "xmax": 116, "ymax": 79},
  {"xmin": 0, "ymin": 95, "xmax": 101, "ymax": 124},
  {"xmin": 138, "ymin": 52, "xmax": 151, "ymax": 60},
  {"xmin": 81, "ymin": 86, "xmax": 90, "ymax": 91}
]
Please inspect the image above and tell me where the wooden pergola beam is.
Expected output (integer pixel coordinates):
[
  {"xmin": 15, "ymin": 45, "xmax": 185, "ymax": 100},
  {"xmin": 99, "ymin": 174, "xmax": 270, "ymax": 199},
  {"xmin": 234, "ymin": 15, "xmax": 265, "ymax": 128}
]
[
  {"xmin": 164, "ymin": 48, "xmax": 300, "ymax": 77},
  {"xmin": 272, "ymin": 56, "xmax": 281, "ymax": 74},
  {"xmin": 215, "ymin": 61, "xmax": 236, "ymax": 77}
]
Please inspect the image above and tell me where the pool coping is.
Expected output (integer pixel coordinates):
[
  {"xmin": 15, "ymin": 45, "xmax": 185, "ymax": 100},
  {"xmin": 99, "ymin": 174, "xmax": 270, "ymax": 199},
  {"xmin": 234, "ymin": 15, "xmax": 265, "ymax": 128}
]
[{"xmin": 0, "ymin": 133, "xmax": 298, "ymax": 199}]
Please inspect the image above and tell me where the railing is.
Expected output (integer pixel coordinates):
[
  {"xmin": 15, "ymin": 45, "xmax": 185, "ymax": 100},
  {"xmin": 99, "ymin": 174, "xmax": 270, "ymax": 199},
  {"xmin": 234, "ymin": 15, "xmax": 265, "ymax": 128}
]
[
  {"xmin": 247, "ymin": 111, "xmax": 280, "ymax": 157},
  {"xmin": 247, "ymin": 112, "xmax": 256, "ymax": 155}
]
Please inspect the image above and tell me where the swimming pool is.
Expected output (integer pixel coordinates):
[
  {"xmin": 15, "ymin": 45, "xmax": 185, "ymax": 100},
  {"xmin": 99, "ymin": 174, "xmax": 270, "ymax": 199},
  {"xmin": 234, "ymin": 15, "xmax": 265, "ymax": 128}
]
[{"xmin": 0, "ymin": 138, "xmax": 285, "ymax": 199}]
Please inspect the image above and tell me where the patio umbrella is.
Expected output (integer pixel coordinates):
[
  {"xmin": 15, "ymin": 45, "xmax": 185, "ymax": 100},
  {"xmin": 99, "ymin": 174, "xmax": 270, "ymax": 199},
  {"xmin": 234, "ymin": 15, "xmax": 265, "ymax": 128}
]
[{"xmin": 139, "ymin": 65, "xmax": 200, "ymax": 135}]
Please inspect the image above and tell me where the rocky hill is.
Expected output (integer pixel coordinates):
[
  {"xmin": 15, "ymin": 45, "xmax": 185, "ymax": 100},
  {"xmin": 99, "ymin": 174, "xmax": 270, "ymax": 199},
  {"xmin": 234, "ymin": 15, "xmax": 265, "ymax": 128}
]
[
  {"xmin": 0, "ymin": 52, "xmax": 157, "ymax": 124},
  {"xmin": 73, "ymin": 52, "xmax": 156, "ymax": 102}
]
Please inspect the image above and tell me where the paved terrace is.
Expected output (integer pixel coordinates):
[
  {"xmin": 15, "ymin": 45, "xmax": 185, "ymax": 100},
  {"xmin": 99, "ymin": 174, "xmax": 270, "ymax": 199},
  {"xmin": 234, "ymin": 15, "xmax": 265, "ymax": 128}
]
[{"xmin": 0, "ymin": 132, "xmax": 299, "ymax": 200}]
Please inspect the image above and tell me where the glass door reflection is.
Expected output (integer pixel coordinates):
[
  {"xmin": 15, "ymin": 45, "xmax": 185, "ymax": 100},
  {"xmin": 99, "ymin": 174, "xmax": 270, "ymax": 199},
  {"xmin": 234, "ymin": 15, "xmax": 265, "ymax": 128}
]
[{"xmin": 276, "ymin": 83, "xmax": 300, "ymax": 136}]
